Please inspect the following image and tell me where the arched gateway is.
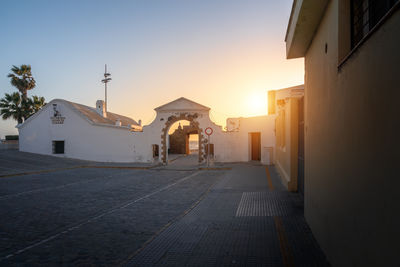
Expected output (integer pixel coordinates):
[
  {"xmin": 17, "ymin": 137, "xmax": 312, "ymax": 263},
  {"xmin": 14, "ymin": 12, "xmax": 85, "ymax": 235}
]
[
  {"xmin": 17, "ymin": 96, "xmax": 276, "ymax": 165},
  {"xmin": 160, "ymin": 113, "xmax": 203, "ymax": 163},
  {"xmin": 136, "ymin": 97, "xmax": 219, "ymax": 165}
]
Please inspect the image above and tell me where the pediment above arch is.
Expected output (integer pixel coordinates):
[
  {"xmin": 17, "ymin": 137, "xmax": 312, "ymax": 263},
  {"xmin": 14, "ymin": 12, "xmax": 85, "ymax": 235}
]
[{"xmin": 155, "ymin": 97, "xmax": 210, "ymax": 113}]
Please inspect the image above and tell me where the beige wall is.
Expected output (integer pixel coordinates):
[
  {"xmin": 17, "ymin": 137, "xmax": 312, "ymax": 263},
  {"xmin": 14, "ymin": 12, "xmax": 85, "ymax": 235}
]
[
  {"xmin": 303, "ymin": 1, "xmax": 400, "ymax": 266},
  {"xmin": 275, "ymin": 97, "xmax": 300, "ymax": 191},
  {"xmin": 269, "ymin": 86, "xmax": 303, "ymax": 192}
]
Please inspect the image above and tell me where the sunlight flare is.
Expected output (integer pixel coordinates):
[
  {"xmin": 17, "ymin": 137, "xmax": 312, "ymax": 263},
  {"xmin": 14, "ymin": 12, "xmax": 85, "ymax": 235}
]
[{"xmin": 245, "ymin": 90, "xmax": 268, "ymax": 116}]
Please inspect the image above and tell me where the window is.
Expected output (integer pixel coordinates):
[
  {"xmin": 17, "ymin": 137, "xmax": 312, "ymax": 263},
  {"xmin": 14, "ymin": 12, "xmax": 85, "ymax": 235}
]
[
  {"xmin": 52, "ymin": 141, "xmax": 65, "ymax": 154},
  {"xmin": 351, "ymin": 0, "xmax": 399, "ymax": 48}
]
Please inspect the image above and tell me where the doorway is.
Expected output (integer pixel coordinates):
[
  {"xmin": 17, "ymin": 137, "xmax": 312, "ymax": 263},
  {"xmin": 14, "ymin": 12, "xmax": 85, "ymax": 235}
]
[{"xmin": 250, "ymin": 132, "xmax": 261, "ymax": 161}]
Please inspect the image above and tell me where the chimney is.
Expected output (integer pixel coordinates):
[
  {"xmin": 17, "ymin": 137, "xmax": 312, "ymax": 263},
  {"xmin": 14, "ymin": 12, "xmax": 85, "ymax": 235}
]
[
  {"xmin": 96, "ymin": 100, "xmax": 107, "ymax": 118},
  {"xmin": 138, "ymin": 119, "xmax": 142, "ymax": 126}
]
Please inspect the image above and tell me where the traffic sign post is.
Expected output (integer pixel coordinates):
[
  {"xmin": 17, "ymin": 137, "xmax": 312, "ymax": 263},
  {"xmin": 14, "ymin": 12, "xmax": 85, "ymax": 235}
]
[{"xmin": 204, "ymin": 127, "xmax": 213, "ymax": 167}]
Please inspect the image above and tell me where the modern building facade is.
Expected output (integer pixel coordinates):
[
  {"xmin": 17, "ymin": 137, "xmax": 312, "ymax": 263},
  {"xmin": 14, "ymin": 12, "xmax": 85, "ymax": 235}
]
[{"xmin": 286, "ymin": 0, "xmax": 399, "ymax": 266}]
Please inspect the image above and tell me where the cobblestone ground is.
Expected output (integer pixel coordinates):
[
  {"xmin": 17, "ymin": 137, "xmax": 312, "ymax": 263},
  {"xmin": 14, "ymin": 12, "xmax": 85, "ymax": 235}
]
[
  {"xmin": 0, "ymin": 152, "xmax": 330, "ymax": 266},
  {"xmin": 0, "ymin": 150, "xmax": 88, "ymax": 176},
  {"xmin": 0, "ymin": 165, "xmax": 223, "ymax": 266},
  {"xmin": 128, "ymin": 164, "xmax": 330, "ymax": 267}
]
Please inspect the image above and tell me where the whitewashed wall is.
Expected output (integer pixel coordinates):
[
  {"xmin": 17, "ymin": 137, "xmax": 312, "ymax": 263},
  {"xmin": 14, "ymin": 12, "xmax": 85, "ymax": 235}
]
[
  {"xmin": 130, "ymin": 108, "xmax": 220, "ymax": 163},
  {"xmin": 220, "ymin": 116, "xmax": 276, "ymax": 164},
  {"xmin": 18, "ymin": 100, "xmax": 135, "ymax": 162},
  {"xmin": 131, "ymin": 109, "xmax": 276, "ymax": 164},
  {"xmin": 19, "ymin": 98, "xmax": 276, "ymax": 164}
]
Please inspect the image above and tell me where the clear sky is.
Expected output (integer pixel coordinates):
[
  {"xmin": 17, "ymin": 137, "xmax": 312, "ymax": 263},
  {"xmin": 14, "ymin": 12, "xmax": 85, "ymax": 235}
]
[{"xmin": 0, "ymin": 0, "xmax": 303, "ymax": 138}]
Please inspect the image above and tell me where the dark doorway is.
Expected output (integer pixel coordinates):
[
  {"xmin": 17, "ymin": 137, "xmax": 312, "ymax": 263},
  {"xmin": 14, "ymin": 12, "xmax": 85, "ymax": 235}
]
[
  {"xmin": 152, "ymin": 144, "xmax": 159, "ymax": 158},
  {"xmin": 250, "ymin": 132, "xmax": 261, "ymax": 161},
  {"xmin": 298, "ymin": 97, "xmax": 305, "ymax": 196}
]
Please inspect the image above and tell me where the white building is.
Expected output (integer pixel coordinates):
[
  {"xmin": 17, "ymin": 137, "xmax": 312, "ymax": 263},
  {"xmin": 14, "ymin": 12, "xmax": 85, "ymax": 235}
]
[
  {"xmin": 18, "ymin": 97, "xmax": 276, "ymax": 164},
  {"xmin": 18, "ymin": 99, "xmax": 142, "ymax": 162}
]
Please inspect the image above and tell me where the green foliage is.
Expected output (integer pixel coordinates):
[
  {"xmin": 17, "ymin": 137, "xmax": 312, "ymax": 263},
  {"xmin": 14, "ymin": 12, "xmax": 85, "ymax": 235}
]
[
  {"xmin": 30, "ymin": 95, "xmax": 46, "ymax": 114},
  {"xmin": 0, "ymin": 92, "xmax": 46, "ymax": 124},
  {"xmin": 1, "ymin": 64, "xmax": 45, "ymax": 125},
  {"xmin": 0, "ymin": 92, "xmax": 29, "ymax": 124},
  {"xmin": 7, "ymin": 65, "xmax": 36, "ymax": 99}
]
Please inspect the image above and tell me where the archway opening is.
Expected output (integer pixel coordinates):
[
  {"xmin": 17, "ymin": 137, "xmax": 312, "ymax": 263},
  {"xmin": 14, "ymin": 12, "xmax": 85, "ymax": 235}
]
[
  {"xmin": 188, "ymin": 133, "xmax": 199, "ymax": 154},
  {"xmin": 161, "ymin": 113, "xmax": 203, "ymax": 164},
  {"xmin": 167, "ymin": 120, "xmax": 199, "ymax": 163}
]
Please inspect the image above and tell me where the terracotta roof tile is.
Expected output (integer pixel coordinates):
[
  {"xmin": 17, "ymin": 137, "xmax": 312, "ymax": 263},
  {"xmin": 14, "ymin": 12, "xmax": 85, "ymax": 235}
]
[{"xmin": 66, "ymin": 101, "xmax": 140, "ymax": 128}]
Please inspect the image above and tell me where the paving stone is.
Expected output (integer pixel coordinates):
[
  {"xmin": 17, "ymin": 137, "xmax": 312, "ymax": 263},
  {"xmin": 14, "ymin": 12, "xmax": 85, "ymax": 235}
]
[
  {"xmin": 128, "ymin": 164, "xmax": 330, "ymax": 267},
  {"xmin": 0, "ymin": 163, "xmax": 223, "ymax": 266},
  {"xmin": 0, "ymin": 151, "xmax": 330, "ymax": 266}
]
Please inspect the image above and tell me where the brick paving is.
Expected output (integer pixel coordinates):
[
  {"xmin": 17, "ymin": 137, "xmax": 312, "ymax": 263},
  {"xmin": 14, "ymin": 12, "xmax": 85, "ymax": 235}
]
[
  {"xmin": 128, "ymin": 164, "xmax": 330, "ymax": 267},
  {"xmin": 0, "ymin": 164, "xmax": 223, "ymax": 266},
  {"xmin": 0, "ymin": 151, "xmax": 329, "ymax": 266},
  {"xmin": 0, "ymin": 150, "xmax": 155, "ymax": 177}
]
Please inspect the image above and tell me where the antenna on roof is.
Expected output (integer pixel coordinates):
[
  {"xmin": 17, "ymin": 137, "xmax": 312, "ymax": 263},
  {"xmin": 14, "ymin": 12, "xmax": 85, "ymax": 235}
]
[{"xmin": 101, "ymin": 64, "xmax": 112, "ymax": 112}]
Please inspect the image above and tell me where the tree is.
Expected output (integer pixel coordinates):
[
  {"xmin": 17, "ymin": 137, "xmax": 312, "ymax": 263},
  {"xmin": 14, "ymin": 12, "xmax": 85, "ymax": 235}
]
[
  {"xmin": 7, "ymin": 65, "xmax": 36, "ymax": 100},
  {"xmin": 0, "ymin": 92, "xmax": 46, "ymax": 124},
  {"xmin": 0, "ymin": 92, "xmax": 28, "ymax": 124},
  {"xmin": 30, "ymin": 95, "xmax": 46, "ymax": 113},
  {"xmin": 2, "ymin": 64, "xmax": 45, "ymax": 125}
]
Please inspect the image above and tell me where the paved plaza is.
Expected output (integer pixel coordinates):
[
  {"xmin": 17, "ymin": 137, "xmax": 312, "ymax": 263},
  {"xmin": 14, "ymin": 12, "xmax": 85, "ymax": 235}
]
[{"xmin": 0, "ymin": 151, "xmax": 329, "ymax": 266}]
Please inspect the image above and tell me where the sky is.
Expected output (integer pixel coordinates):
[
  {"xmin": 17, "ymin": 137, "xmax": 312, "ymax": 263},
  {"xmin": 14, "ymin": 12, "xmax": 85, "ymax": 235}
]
[{"xmin": 0, "ymin": 0, "xmax": 303, "ymax": 138}]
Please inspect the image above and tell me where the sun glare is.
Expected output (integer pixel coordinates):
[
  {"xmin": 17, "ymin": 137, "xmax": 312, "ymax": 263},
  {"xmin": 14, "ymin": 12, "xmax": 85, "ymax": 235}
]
[{"xmin": 245, "ymin": 91, "xmax": 268, "ymax": 116}]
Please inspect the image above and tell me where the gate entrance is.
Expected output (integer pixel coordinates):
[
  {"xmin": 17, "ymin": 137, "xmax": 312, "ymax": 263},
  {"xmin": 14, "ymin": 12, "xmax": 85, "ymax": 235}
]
[
  {"xmin": 161, "ymin": 113, "xmax": 204, "ymax": 164},
  {"xmin": 168, "ymin": 120, "xmax": 199, "ymax": 156}
]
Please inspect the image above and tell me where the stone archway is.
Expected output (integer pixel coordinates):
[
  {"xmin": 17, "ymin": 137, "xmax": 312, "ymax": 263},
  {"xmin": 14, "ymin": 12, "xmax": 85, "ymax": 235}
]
[{"xmin": 161, "ymin": 113, "xmax": 204, "ymax": 164}]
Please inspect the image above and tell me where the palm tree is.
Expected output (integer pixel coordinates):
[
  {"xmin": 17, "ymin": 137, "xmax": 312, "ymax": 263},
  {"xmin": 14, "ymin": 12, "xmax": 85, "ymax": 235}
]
[
  {"xmin": 30, "ymin": 95, "xmax": 46, "ymax": 113},
  {"xmin": 0, "ymin": 92, "xmax": 28, "ymax": 124},
  {"xmin": 7, "ymin": 65, "xmax": 36, "ymax": 101},
  {"xmin": 0, "ymin": 93, "xmax": 46, "ymax": 124}
]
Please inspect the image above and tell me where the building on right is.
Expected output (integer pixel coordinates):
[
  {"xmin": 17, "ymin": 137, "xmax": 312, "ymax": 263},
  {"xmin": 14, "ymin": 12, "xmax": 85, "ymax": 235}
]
[
  {"xmin": 285, "ymin": 1, "xmax": 399, "ymax": 266},
  {"xmin": 268, "ymin": 85, "xmax": 304, "ymax": 193}
]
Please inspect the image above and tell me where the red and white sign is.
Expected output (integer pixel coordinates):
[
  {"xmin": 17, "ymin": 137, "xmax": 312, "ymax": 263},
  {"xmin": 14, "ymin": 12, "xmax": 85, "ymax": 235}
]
[{"xmin": 205, "ymin": 127, "xmax": 213, "ymax": 136}]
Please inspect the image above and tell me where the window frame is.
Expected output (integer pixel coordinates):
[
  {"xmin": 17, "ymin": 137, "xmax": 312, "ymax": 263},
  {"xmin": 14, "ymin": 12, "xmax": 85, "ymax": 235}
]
[
  {"xmin": 338, "ymin": 0, "xmax": 400, "ymax": 69},
  {"xmin": 52, "ymin": 140, "xmax": 65, "ymax": 154}
]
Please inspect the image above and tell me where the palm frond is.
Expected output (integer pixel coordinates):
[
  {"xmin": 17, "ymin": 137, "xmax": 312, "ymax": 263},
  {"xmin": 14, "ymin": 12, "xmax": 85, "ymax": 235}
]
[{"xmin": 7, "ymin": 64, "xmax": 36, "ymax": 97}]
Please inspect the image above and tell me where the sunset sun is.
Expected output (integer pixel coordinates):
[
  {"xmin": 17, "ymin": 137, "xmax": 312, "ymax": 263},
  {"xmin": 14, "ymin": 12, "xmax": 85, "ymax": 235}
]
[{"xmin": 245, "ymin": 91, "xmax": 268, "ymax": 116}]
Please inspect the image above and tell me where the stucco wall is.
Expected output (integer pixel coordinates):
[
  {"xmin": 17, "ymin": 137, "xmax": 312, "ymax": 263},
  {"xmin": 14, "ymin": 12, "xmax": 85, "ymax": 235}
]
[
  {"xmin": 19, "ymin": 101, "xmax": 135, "ymax": 162},
  {"xmin": 132, "ymin": 105, "xmax": 275, "ymax": 164},
  {"xmin": 133, "ymin": 109, "xmax": 276, "ymax": 164},
  {"xmin": 304, "ymin": 1, "xmax": 400, "ymax": 266},
  {"xmin": 275, "ymin": 98, "xmax": 299, "ymax": 191},
  {"xmin": 19, "ymin": 98, "xmax": 276, "ymax": 165},
  {"xmin": 236, "ymin": 115, "xmax": 276, "ymax": 164}
]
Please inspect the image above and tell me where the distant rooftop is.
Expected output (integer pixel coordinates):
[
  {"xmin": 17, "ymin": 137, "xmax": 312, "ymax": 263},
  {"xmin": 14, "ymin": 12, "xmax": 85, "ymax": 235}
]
[{"xmin": 66, "ymin": 100, "xmax": 140, "ymax": 128}]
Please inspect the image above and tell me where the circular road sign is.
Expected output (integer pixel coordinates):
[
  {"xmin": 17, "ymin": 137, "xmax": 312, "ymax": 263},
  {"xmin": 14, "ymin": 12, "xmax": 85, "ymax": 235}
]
[{"xmin": 205, "ymin": 127, "xmax": 213, "ymax": 136}]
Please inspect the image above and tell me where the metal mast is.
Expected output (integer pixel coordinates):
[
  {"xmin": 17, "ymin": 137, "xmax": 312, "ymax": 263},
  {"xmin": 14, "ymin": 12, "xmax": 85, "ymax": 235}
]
[{"xmin": 101, "ymin": 64, "xmax": 112, "ymax": 112}]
